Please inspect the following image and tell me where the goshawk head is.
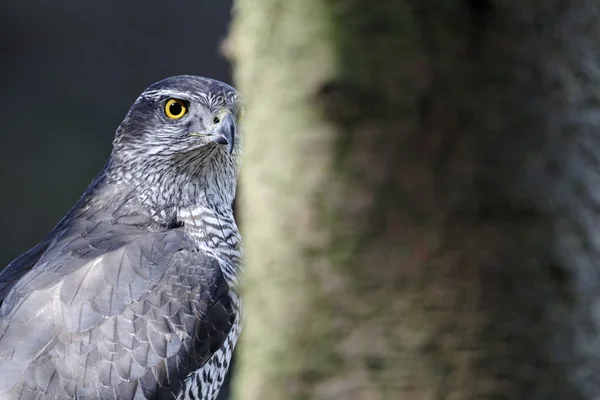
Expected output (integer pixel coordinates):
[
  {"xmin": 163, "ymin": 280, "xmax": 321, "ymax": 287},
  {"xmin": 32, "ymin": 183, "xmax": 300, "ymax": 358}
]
[{"xmin": 107, "ymin": 75, "xmax": 243, "ymax": 211}]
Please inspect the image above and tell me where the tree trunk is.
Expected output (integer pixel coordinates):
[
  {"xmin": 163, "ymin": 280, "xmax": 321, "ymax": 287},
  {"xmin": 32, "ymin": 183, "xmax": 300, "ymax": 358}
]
[{"xmin": 230, "ymin": 1, "xmax": 600, "ymax": 399}]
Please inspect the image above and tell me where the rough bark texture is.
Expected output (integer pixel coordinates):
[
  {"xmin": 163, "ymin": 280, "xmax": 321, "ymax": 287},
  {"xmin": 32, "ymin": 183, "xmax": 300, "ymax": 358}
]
[{"xmin": 230, "ymin": 1, "xmax": 600, "ymax": 399}]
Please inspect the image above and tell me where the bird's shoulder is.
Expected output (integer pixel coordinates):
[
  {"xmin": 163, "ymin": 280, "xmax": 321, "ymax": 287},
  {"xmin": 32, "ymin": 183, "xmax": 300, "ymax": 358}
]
[
  {"xmin": 0, "ymin": 241, "xmax": 50, "ymax": 303},
  {"xmin": 0, "ymin": 210, "xmax": 236, "ymax": 399},
  {"xmin": 0, "ymin": 211, "xmax": 201, "ymax": 310}
]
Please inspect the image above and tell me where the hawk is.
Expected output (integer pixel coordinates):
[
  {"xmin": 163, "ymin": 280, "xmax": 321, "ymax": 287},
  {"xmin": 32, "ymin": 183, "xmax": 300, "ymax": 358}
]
[{"xmin": 0, "ymin": 76, "xmax": 243, "ymax": 400}]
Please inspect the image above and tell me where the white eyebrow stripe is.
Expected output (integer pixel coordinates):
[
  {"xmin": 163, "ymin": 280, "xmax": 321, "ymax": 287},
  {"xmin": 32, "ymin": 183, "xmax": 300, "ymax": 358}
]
[
  {"xmin": 134, "ymin": 88, "xmax": 239, "ymax": 109},
  {"xmin": 140, "ymin": 89, "xmax": 195, "ymax": 100}
]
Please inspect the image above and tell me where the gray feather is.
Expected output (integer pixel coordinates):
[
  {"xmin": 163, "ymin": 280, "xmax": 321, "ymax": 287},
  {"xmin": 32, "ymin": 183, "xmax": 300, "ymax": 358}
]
[{"xmin": 0, "ymin": 76, "xmax": 243, "ymax": 400}]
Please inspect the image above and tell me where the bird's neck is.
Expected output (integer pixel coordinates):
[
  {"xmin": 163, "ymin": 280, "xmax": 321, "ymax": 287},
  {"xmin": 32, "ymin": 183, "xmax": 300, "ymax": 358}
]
[
  {"xmin": 84, "ymin": 158, "xmax": 243, "ymax": 285},
  {"xmin": 104, "ymin": 153, "xmax": 237, "ymax": 217}
]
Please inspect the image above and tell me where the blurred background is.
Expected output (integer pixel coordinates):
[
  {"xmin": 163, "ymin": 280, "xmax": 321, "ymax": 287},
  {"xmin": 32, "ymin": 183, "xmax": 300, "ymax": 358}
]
[{"xmin": 0, "ymin": 1, "xmax": 234, "ymax": 398}]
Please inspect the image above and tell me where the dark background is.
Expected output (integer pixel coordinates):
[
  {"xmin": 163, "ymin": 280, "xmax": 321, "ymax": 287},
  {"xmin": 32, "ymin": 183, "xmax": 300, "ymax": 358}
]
[{"xmin": 0, "ymin": 1, "xmax": 235, "ymax": 398}]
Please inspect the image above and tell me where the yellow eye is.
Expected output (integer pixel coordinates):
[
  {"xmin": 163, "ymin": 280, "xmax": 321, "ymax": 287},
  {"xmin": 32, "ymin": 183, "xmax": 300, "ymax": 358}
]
[{"xmin": 164, "ymin": 99, "xmax": 187, "ymax": 119}]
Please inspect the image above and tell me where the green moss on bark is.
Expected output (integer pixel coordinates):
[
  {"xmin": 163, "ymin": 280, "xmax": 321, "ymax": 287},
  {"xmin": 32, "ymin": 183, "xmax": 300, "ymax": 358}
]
[{"xmin": 230, "ymin": 0, "xmax": 594, "ymax": 399}]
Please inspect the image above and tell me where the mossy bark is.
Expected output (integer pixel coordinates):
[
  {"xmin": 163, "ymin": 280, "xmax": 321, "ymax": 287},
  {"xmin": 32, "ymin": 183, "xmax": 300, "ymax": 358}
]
[{"xmin": 230, "ymin": 1, "xmax": 600, "ymax": 399}]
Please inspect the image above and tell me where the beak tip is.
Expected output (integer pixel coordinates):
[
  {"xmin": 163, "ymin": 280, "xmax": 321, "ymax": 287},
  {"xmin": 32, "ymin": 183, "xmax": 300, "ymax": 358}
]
[
  {"xmin": 222, "ymin": 113, "xmax": 236, "ymax": 155},
  {"xmin": 208, "ymin": 113, "xmax": 236, "ymax": 155}
]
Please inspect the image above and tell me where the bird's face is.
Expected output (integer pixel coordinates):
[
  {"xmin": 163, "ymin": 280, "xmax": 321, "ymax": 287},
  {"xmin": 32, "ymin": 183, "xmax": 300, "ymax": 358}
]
[{"xmin": 114, "ymin": 76, "xmax": 243, "ymax": 161}]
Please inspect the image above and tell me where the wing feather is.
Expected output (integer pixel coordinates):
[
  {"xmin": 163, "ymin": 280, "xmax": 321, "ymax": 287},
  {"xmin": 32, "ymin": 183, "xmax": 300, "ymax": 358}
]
[
  {"xmin": 0, "ymin": 224, "xmax": 235, "ymax": 399},
  {"xmin": 0, "ymin": 241, "xmax": 49, "ymax": 302}
]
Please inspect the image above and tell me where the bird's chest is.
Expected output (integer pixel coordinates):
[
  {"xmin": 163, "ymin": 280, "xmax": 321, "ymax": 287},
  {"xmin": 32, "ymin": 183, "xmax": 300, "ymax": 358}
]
[
  {"xmin": 177, "ymin": 207, "xmax": 239, "ymax": 252},
  {"xmin": 178, "ymin": 206, "xmax": 242, "ymax": 286},
  {"xmin": 177, "ymin": 293, "xmax": 242, "ymax": 400},
  {"xmin": 175, "ymin": 206, "xmax": 243, "ymax": 400}
]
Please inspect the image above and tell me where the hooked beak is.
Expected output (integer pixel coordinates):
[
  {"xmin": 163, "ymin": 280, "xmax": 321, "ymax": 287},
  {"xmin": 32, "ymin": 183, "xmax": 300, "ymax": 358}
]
[{"xmin": 211, "ymin": 113, "xmax": 236, "ymax": 155}]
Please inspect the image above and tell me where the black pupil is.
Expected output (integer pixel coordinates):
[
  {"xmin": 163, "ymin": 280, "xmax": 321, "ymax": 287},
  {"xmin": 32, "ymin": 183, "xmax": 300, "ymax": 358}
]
[
  {"xmin": 169, "ymin": 101, "xmax": 183, "ymax": 116},
  {"xmin": 213, "ymin": 116, "xmax": 221, "ymax": 124}
]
